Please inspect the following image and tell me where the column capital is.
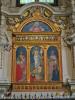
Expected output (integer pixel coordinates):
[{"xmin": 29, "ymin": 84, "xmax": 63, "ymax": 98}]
[{"xmin": 44, "ymin": 46, "xmax": 47, "ymax": 49}]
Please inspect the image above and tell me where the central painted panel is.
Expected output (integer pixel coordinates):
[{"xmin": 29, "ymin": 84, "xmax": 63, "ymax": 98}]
[{"xmin": 30, "ymin": 46, "xmax": 44, "ymax": 81}]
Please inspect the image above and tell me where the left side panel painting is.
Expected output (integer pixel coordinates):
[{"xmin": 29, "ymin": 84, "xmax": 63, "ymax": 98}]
[{"xmin": 16, "ymin": 46, "xmax": 27, "ymax": 82}]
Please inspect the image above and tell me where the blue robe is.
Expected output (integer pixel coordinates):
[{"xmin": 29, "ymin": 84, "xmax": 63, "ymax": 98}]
[{"xmin": 52, "ymin": 68, "xmax": 59, "ymax": 81}]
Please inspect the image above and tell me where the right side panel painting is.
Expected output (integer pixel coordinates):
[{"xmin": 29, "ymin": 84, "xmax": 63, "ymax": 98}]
[{"xmin": 47, "ymin": 46, "xmax": 59, "ymax": 81}]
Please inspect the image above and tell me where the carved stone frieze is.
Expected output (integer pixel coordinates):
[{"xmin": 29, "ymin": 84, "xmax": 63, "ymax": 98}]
[{"xmin": 0, "ymin": 32, "xmax": 12, "ymax": 52}]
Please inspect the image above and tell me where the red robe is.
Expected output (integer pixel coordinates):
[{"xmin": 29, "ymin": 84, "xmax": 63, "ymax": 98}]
[{"xmin": 16, "ymin": 64, "xmax": 23, "ymax": 82}]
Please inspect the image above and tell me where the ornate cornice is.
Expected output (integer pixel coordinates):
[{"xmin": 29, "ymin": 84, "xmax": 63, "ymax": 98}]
[{"xmin": 1, "ymin": 3, "xmax": 72, "ymax": 16}]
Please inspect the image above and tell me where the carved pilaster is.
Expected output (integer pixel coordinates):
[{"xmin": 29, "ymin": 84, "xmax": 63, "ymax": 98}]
[
  {"xmin": 27, "ymin": 46, "xmax": 31, "ymax": 83},
  {"xmin": 44, "ymin": 46, "xmax": 47, "ymax": 82},
  {"xmin": 58, "ymin": 44, "xmax": 62, "ymax": 81},
  {"xmin": 12, "ymin": 44, "xmax": 16, "ymax": 82}
]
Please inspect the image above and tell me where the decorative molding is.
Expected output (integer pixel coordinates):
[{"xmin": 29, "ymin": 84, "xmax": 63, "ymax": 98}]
[
  {"xmin": 1, "ymin": 3, "xmax": 72, "ymax": 16},
  {"xmin": 6, "ymin": 6, "xmax": 61, "ymax": 33},
  {"xmin": 63, "ymin": 34, "xmax": 75, "ymax": 46},
  {"xmin": 15, "ymin": 34, "xmax": 60, "ymax": 42}
]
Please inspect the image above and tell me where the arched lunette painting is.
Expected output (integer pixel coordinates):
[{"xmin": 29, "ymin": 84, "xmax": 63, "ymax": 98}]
[
  {"xmin": 22, "ymin": 21, "xmax": 52, "ymax": 32},
  {"xmin": 47, "ymin": 46, "xmax": 59, "ymax": 81},
  {"xmin": 30, "ymin": 46, "xmax": 44, "ymax": 81},
  {"xmin": 16, "ymin": 46, "xmax": 27, "ymax": 82}
]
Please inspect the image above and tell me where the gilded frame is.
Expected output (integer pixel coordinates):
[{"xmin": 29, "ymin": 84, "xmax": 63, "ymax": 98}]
[
  {"xmin": 12, "ymin": 34, "xmax": 62, "ymax": 91},
  {"xmin": 11, "ymin": 8, "xmax": 62, "ymax": 91}
]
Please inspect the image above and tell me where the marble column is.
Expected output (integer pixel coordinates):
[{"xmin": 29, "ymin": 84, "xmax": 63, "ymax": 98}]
[
  {"xmin": 0, "ymin": 47, "xmax": 4, "ymax": 82},
  {"xmin": 0, "ymin": 0, "xmax": 2, "ymax": 25},
  {"xmin": 61, "ymin": 40, "xmax": 73, "ymax": 82},
  {"xmin": 72, "ymin": 46, "xmax": 75, "ymax": 80}
]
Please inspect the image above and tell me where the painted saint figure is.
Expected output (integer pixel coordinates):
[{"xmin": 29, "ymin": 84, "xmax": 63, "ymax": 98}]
[
  {"xmin": 30, "ymin": 47, "xmax": 44, "ymax": 81},
  {"xmin": 47, "ymin": 47, "xmax": 59, "ymax": 81},
  {"xmin": 34, "ymin": 48, "xmax": 41, "ymax": 68},
  {"xmin": 48, "ymin": 50, "xmax": 57, "ymax": 80},
  {"xmin": 16, "ymin": 50, "xmax": 26, "ymax": 82},
  {"xmin": 29, "ymin": 22, "xmax": 44, "ymax": 32}
]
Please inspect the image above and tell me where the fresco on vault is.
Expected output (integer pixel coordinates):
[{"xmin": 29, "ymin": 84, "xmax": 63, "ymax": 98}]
[
  {"xmin": 30, "ymin": 46, "xmax": 44, "ymax": 81},
  {"xmin": 22, "ymin": 21, "xmax": 52, "ymax": 32},
  {"xmin": 47, "ymin": 46, "xmax": 59, "ymax": 81},
  {"xmin": 16, "ymin": 46, "xmax": 27, "ymax": 82}
]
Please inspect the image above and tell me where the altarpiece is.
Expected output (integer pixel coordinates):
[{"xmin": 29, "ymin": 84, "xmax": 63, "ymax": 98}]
[{"xmin": 9, "ymin": 6, "xmax": 63, "ymax": 91}]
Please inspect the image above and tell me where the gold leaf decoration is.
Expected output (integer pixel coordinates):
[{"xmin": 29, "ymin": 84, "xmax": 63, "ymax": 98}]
[
  {"xmin": 15, "ymin": 23, "xmax": 20, "ymax": 28},
  {"xmin": 44, "ymin": 9, "xmax": 52, "ymax": 18},
  {"xmin": 23, "ymin": 10, "xmax": 30, "ymax": 17},
  {"xmin": 15, "ymin": 18, "xmax": 20, "ymax": 22},
  {"xmin": 33, "ymin": 9, "xmax": 41, "ymax": 17}
]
